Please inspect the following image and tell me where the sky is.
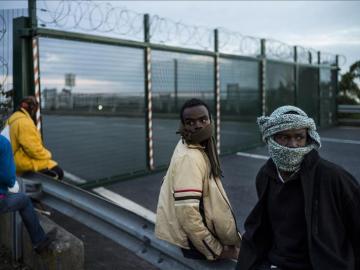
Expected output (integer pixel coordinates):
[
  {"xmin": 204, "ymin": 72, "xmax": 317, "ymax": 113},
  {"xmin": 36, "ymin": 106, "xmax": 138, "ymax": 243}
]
[{"xmin": 1, "ymin": 0, "xmax": 359, "ymax": 94}]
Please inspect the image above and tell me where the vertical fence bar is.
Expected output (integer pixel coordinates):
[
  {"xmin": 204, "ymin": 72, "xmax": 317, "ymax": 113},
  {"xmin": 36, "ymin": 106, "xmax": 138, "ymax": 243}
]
[
  {"xmin": 11, "ymin": 178, "xmax": 24, "ymax": 261},
  {"xmin": 28, "ymin": 0, "xmax": 37, "ymax": 29},
  {"xmin": 294, "ymin": 46, "xmax": 298, "ymax": 106},
  {"xmin": 214, "ymin": 29, "xmax": 220, "ymax": 154},
  {"xmin": 260, "ymin": 39, "xmax": 266, "ymax": 116},
  {"xmin": 174, "ymin": 59, "xmax": 178, "ymax": 112},
  {"xmin": 334, "ymin": 55, "xmax": 339, "ymax": 124},
  {"xmin": 317, "ymin": 51, "xmax": 322, "ymax": 126},
  {"xmin": 144, "ymin": 14, "xmax": 154, "ymax": 170},
  {"xmin": 29, "ymin": 0, "xmax": 42, "ymax": 132},
  {"xmin": 13, "ymin": 17, "xmax": 34, "ymax": 109},
  {"xmin": 32, "ymin": 38, "xmax": 42, "ymax": 131}
]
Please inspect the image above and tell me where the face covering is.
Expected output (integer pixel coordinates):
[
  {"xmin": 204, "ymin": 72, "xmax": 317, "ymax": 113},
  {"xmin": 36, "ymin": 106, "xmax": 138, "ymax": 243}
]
[
  {"xmin": 268, "ymin": 137, "xmax": 315, "ymax": 172},
  {"xmin": 257, "ymin": 105, "xmax": 321, "ymax": 172},
  {"xmin": 177, "ymin": 122, "xmax": 222, "ymax": 178}
]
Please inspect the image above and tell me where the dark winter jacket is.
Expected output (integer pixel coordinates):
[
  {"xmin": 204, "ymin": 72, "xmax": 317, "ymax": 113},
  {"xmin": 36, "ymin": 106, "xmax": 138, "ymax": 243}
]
[{"xmin": 237, "ymin": 150, "xmax": 360, "ymax": 270}]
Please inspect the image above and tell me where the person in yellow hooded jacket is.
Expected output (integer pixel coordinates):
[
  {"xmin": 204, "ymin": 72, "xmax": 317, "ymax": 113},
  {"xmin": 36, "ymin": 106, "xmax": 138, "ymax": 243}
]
[{"xmin": 7, "ymin": 96, "xmax": 63, "ymax": 180}]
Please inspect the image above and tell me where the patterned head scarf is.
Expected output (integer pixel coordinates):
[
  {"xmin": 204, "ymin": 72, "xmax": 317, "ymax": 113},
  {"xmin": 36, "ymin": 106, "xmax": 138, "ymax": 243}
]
[{"xmin": 257, "ymin": 105, "xmax": 321, "ymax": 172}]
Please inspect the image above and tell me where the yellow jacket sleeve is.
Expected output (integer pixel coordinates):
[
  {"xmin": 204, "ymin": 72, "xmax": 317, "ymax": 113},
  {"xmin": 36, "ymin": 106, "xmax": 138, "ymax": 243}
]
[{"xmin": 173, "ymin": 153, "xmax": 223, "ymax": 260}]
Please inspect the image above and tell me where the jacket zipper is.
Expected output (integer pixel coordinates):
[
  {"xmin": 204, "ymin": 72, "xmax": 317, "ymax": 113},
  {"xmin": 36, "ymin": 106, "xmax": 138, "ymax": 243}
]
[{"xmin": 213, "ymin": 177, "xmax": 241, "ymax": 240}]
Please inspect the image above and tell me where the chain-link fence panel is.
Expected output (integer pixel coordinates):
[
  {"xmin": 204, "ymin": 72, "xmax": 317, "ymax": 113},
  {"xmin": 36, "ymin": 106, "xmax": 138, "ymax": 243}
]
[
  {"xmin": 39, "ymin": 37, "xmax": 146, "ymax": 182},
  {"xmin": 265, "ymin": 61, "xmax": 295, "ymax": 115},
  {"xmin": 297, "ymin": 65, "xmax": 319, "ymax": 124},
  {"xmin": 0, "ymin": 9, "xmax": 28, "ymax": 128},
  {"xmin": 152, "ymin": 50, "xmax": 214, "ymax": 168},
  {"xmin": 220, "ymin": 57, "xmax": 261, "ymax": 153},
  {"xmin": 320, "ymin": 68, "xmax": 336, "ymax": 127}
]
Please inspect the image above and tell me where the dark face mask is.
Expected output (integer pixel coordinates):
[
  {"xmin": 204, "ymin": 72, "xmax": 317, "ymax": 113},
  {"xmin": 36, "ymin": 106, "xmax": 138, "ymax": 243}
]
[
  {"xmin": 178, "ymin": 122, "xmax": 213, "ymax": 145},
  {"xmin": 177, "ymin": 122, "xmax": 222, "ymax": 178}
]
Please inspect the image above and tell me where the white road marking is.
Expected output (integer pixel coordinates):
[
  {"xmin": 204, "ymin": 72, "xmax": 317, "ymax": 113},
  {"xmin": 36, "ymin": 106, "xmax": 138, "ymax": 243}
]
[
  {"xmin": 63, "ymin": 171, "xmax": 87, "ymax": 184},
  {"xmin": 92, "ymin": 187, "xmax": 156, "ymax": 224},
  {"xmin": 236, "ymin": 152, "xmax": 269, "ymax": 160},
  {"xmin": 338, "ymin": 126, "xmax": 360, "ymax": 130},
  {"xmin": 322, "ymin": 137, "xmax": 360, "ymax": 145}
]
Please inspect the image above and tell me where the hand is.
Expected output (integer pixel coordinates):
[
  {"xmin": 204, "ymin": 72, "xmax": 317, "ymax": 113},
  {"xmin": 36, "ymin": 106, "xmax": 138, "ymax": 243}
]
[
  {"xmin": 218, "ymin": 245, "xmax": 239, "ymax": 260},
  {"xmin": 8, "ymin": 181, "xmax": 19, "ymax": 193}
]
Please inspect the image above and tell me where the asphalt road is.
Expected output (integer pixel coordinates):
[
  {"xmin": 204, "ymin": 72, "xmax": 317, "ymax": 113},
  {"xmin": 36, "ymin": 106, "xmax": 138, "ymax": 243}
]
[
  {"xmin": 105, "ymin": 125, "xmax": 360, "ymax": 233},
  {"xmin": 42, "ymin": 114, "xmax": 259, "ymax": 182}
]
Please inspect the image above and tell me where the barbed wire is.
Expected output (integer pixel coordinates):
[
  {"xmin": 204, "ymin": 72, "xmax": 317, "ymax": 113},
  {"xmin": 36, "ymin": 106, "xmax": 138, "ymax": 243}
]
[
  {"xmin": 149, "ymin": 15, "xmax": 214, "ymax": 50},
  {"xmin": 35, "ymin": 0, "xmax": 345, "ymax": 65},
  {"xmin": 0, "ymin": 12, "xmax": 12, "ymax": 127},
  {"xmin": 320, "ymin": 51, "xmax": 337, "ymax": 65},
  {"xmin": 37, "ymin": 0, "xmax": 144, "ymax": 40},
  {"xmin": 266, "ymin": 39, "xmax": 294, "ymax": 62},
  {"xmin": 0, "ymin": 14, "xmax": 8, "ymax": 92},
  {"xmin": 218, "ymin": 28, "xmax": 261, "ymax": 56}
]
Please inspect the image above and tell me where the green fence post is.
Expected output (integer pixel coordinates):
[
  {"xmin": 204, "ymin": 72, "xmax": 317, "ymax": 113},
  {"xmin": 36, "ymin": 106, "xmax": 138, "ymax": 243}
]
[
  {"xmin": 144, "ymin": 14, "xmax": 154, "ymax": 170},
  {"xmin": 12, "ymin": 17, "xmax": 34, "ymax": 109},
  {"xmin": 28, "ymin": 0, "xmax": 37, "ymax": 28},
  {"xmin": 260, "ymin": 39, "xmax": 266, "ymax": 116},
  {"xmin": 294, "ymin": 46, "xmax": 298, "ymax": 106},
  {"xmin": 214, "ymin": 29, "xmax": 221, "ymax": 154},
  {"xmin": 317, "ymin": 51, "xmax": 321, "ymax": 126},
  {"xmin": 334, "ymin": 55, "xmax": 339, "ymax": 125},
  {"xmin": 174, "ymin": 59, "xmax": 178, "ymax": 112}
]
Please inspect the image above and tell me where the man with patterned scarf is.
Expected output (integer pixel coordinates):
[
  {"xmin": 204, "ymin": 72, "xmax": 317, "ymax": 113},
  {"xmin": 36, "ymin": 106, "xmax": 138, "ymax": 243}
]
[
  {"xmin": 155, "ymin": 98, "xmax": 241, "ymax": 260},
  {"xmin": 237, "ymin": 105, "xmax": 360, "ymax": 270}
]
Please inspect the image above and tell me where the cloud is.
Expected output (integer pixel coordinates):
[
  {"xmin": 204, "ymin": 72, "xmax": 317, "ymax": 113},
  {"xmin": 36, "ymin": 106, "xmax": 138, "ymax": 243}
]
[{"xmin": 281, "ymin": 28, "xmax": 360, "ymax": 48}]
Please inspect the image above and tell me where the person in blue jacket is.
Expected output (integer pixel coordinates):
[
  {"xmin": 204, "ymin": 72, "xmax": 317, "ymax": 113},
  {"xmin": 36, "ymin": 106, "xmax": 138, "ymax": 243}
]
[{"xmin": 0, "ymin": 134, "xmax": 56, "ymax": 253}]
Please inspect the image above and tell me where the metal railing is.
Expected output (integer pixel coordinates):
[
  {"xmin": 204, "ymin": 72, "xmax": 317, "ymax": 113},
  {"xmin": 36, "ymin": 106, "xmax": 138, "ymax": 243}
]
[
  {"xmin": 338, "ymin": 104, "xmax": 360, "ymax": 114},
  {"xmin": 22, "ymin": 173, "xmax": 236, "ymax": 270}
]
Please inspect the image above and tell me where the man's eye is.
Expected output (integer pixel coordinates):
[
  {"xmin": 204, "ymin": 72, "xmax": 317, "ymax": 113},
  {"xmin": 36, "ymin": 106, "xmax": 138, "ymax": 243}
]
[{"xmin": 202, "ymin": 119, "xmax": 208, "ymax": 123}]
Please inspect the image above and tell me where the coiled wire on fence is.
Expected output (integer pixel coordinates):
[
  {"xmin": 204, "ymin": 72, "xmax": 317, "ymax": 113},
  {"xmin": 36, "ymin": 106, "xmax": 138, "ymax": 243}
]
[
  {"xmin": 149, "ymin": 15, "xmax": 214, "ymax": 50},
  {"xmin": 36, "ymin": 0, "xmax": 144, "ymax": 40},
  {"xmin": 33, "ymin": 0, "xmax": 346, "ymax": 64},
  {"xmin": 218, "ymin": 28, "xmax": 261, "ymax": 57},
  {"xmin": 0, "ymin": 13, "xmax": 11, "ymax": 129},
  {"xmin": 0, "ymin": 14, "xmax": 7, "ymax": 91},
  {"xmin": 265, "ymin": 38, "xmax": 294, "ymax": 62}
]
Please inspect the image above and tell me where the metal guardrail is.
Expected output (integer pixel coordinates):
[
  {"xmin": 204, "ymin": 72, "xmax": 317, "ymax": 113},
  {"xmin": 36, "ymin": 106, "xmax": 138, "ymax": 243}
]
[
  {"xmin": 23, "ymin": 173, "xmax": 236, "ymax": 270},
  {"xmin": 338, "ymin": 104, "xmax": 360, "ymax": 114}
]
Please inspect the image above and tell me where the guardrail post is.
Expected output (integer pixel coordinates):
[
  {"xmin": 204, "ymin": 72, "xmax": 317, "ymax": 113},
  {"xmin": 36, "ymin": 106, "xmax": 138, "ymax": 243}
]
[
  {"xmin": 144, "ymin": 14, "xmax": 154, "ymax": 170},
  {"xmin": 260, "ymin": 39, "xmax": 266, "ymax": 116},
  {"xmin": 11, "ymin": 177, "xmax": 24, "ymax": 262},
  {"xmin": 214, "ymin": 29, "xmax": 221, "ymax": 154}
]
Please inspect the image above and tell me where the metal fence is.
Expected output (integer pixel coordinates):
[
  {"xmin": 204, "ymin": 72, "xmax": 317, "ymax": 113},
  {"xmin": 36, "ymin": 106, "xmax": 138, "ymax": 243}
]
[{"xmin": 3, "ymin": 1, "xmax": 340, "ymax": 186}]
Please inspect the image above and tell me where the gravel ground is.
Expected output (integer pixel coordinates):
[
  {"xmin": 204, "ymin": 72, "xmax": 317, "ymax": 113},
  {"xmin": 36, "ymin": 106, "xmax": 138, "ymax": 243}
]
[{"xmin": 0, "ymin": 245, "xmax": 30, "ymax": 270}]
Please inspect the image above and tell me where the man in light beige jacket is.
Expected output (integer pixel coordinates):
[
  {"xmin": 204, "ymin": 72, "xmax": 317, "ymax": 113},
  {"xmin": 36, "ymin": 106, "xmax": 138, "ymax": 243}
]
[{"xmin": 155, "ymin": 98, "xmax": 241, "ymax": 260}]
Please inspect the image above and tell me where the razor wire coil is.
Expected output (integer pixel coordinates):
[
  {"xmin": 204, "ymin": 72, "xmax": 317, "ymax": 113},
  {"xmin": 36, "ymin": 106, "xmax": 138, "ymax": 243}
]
[{"xmin": 33, "ymin": 0, "xmax": 346, "ymax": 65}]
